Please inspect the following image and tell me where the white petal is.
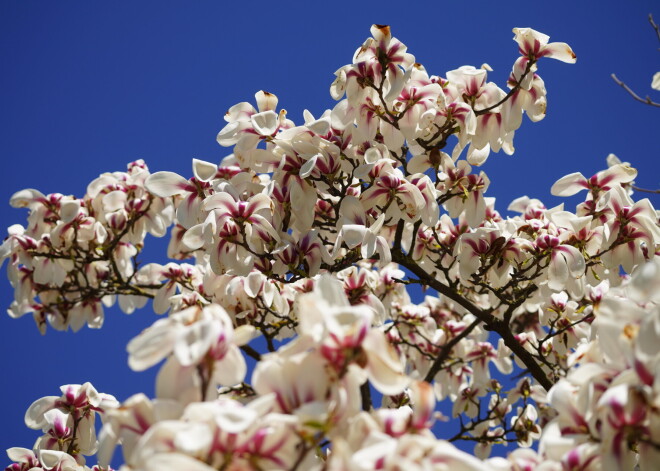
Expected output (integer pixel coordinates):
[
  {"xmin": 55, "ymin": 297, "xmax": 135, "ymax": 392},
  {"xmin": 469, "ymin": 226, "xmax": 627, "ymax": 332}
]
[
  {"xmin": 363, "ymin": 331, "xmax": 409, "ymax": 395},
  {"xmin": 9, "ymin": 189, "xmax": 44, "ymax": 208},
  {"xmin": 466, "ymin": 144, "xmax": 490, "ymax": 166},
  {"xmin": 211, "ymin": 346, "xmax": 246, "ymax": 386},
  {"xmin": 550, "ymin": 172, "xmax": 587, "ymax": 196},
  {"xmin": 181, "ymin": 223, "xmax": 205, "ymax": 250},
  {"xmin": 102, "ymin": 190, "xmax": 127, "ymax": 212},
  {"xmin": 143, "ymin": 452, "xmax": 215, "ymax": 471},
  {"xmin": 251, "ymin": 110, "xmax": 279, "ymax": 136},
  {"xmin": 146, "ymin": 172, "xmax": 190, "ymax": 197},
  {"xmin": 127, "ymin": 320, "xmax": 178, "ymax": 371},
  {"xmin": 652, "ymin": 71, "xmax": 660, "ymax": 91},
  {"xmin": 60, "ymin": 199, "xmax": 81, "ymax": 223},
  {"xmin": 24, "ymin": 396, "xmax": 58, "ymax": 429},
  {"xmin": 339, "ymin": 225, "xmax": 367, "ymax": 249},
  {"xmin": 543, "ymin": 41, "xmax": 577, "ymax": 63},
  {"xmin": 174, "ymin": 319, "xmax": 220, "ymax": 367},
  {"xmin": 192, "ymin": 159, "xmax": 218, "ymax": 182},
  {"xmin": 255, "ymin": 90, "xmax": 278, "ymax": 112}
]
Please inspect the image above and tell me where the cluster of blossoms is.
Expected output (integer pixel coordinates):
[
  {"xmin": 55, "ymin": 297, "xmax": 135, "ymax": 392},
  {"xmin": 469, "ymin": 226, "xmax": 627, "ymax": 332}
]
[
  {"xmin": 0, "ymin": 160, "xmax": 174, "ymax": 332},
  {"xmin": 3, "ymin": 25, "xmax": 660, "ymax": 471},
  {"xmin": 6, "ymin": 383, "xmax": 117, "ymax": 471}
]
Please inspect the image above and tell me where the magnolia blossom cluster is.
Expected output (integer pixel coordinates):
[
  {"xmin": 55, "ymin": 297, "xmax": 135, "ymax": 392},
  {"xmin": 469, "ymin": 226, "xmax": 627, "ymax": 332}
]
[
  {"xmin": 0, "ymin": 160, "xmax": 174, "ymax": 333},
  {"xmin": 6, "ymin": 383, "xmax": 117, "ymax": 471},
  {"xmin": 3, "ymin": 25, "xmax": 660, "ymax": 471}
]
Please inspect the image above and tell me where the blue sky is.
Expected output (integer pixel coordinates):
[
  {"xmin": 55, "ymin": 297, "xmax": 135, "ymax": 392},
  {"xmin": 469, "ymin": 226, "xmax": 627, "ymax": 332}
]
[{"xmin": 1, "ymin": 0, "xmax": 658, "ymax": 464}]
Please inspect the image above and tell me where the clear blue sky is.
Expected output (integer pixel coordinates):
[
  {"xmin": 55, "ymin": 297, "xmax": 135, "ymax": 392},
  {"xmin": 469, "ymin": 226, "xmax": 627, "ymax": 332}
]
[{"xmin": 1, "ymin": 0, "xmax": 658, "ymax": 464}]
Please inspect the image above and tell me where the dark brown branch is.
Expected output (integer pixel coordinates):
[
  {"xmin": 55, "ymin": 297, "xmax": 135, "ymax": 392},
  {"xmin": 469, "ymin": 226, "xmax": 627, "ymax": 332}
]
[
  {"xmin": 392, "ymin": 248, "xmax": 553, "ymax": 391},
  {"xmin": 240, "ymin": 345, "xmax": 262, "ymax": 361},
  {"xmin": 474, "ymin": 59, "xmax": 536, "ymax": 115},
  {"xmin": 424, "ymin": 317, "xmax": 481, "ymax": 382},
  {"xmin": 360, "ymin": 382, "xmax": 372, "ymax": 411}
]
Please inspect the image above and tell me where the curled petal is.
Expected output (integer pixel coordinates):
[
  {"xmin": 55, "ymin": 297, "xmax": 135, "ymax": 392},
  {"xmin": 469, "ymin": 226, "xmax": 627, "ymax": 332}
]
[
  {"xmin": 543, "ymin": 41, "xmax": 577, "ymax": 63},
  {"xmin": 146, "ymin": 172, "xmax": 191, "ymax": 197},
  {"xmin": 551, "ymin": 172, "xmax": 587, "ymax": 196},
  {"xmin": 251, "ymin": 110, "xmax": 279, "ymax": 136}
]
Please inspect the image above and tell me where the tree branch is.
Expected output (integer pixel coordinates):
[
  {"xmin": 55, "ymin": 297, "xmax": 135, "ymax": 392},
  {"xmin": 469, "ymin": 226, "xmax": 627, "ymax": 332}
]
[
  {"xmin": 392, "ymin": 248, "xmax": 553, "ymax": 391},
  {"xmin": 611, "ymin": 73, "xmax": 660, "ymax": 108},
  {"xmin": 474, "ymin": 59, "xmax": 536, "ymax": 115}
]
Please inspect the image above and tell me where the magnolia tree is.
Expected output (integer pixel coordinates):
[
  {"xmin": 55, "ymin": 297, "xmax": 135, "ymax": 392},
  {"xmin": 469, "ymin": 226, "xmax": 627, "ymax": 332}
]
[{"xmin": 2, "ymin": 24, "xmax": 660, "ymax": 471}]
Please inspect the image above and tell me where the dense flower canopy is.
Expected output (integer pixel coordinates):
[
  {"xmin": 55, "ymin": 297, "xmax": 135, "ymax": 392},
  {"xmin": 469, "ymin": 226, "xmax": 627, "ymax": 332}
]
[{"xmin": 2, "ymin": 24, "xmax": 659, "ymax": 471}]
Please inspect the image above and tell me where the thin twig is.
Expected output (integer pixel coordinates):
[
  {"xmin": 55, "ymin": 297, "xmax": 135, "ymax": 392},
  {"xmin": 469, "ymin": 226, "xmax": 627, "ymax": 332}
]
[
  {"xmin": 649, "ymin": 14, "xmax": 660, "ymax": 43},
  {"xmin": 632, "ymin": 185, "xmax": 660, "ymax": 194},
  {"xmin": 611, "ymin": 73, "xmax": 660, "ymax": 108}
]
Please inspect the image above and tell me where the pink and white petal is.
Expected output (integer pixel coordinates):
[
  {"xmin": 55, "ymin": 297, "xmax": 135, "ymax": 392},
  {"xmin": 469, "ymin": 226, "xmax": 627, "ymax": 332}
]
[
  {"xmin": 464, "ymin": 192, "xmax": 487, "ymax": 228},
  {"xmin": 250, "ymin": 214, "xmax": 280, "ymax": 242},
  {"xmin": 202, "ymin": 192, "xmax": 235, "ymax": 212},
  {"xmin": 457, "ymin": 246, "xmax": 482, "ymax": 282},
  {"xmin": 38, "ymin": 450, "xmax": 80, "ymax": 471},
  {"xmin": 603, "ymin": 163, "xmax": 637, "ymax": 186}
]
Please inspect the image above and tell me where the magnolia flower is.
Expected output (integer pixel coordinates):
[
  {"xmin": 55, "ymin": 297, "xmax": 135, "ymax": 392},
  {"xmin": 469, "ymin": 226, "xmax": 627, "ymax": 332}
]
[
  {"xmin": 535, "ymin": 234, "xmax": 586, "ymax": 291},
  {"xmin": 24, "ymin": 383, "xmax": 118, "ymax": 463},
  {"xmin": 331, "ymin": 195, "xmax": 390, "ymax": 264},
  {"xmin": 127, "ymin": 304, "xmax": 252, "ymax": 402},
  {"xmin": 551, "ymin": 164, "xmax": 638, "ymax": 198},
  {"xmin": 295, "ymin": 275, "xmax": 410, "ymax": 395},
  {"xmin": 145, "ymin": 171, "xmax": 211, "ymax": 229},
  {"xmin": 512, "ymin": 27, "xmax": 577, "ymax": 64},
  {"xmin": 361, "ymin": 170, "xmax": 426, "ymax": 224}
]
